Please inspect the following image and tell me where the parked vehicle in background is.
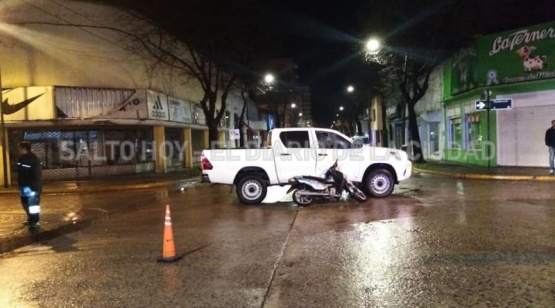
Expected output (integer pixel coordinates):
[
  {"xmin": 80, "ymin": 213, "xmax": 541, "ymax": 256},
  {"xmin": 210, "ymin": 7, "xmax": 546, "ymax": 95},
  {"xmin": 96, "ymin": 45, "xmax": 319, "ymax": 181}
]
[
  {"xmin": 200, "ymin": 128, "xmax": 412, "ymax": 204},
  {"xmin": 351, "ymin": 135, "xmax": 370, "ymax": 147}
]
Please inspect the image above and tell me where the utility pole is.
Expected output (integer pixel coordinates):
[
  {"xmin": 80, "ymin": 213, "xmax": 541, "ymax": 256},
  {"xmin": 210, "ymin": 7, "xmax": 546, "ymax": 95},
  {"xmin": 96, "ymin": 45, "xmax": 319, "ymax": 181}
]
[
  {"xmin": 0, "ymin": 67, "xmax": 8, "ymax": 188},
  {"xmin": 485, "ymin": 88, "xmax": 492, "ymax": 170}
]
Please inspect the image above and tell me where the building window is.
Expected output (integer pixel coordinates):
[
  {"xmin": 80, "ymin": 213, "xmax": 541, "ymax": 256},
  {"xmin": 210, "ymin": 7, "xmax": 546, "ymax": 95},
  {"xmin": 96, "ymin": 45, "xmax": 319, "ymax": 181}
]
[
  {"xmin": 449, "ymin": 117, "xmax": 462, "ymax": 149},
  {"xmin": 165, "ymin": 128, "xmax": 184, "ymax": 167},
  {"xmin": 466, "ymin": 113, "xmax": 482, "ymax": 150},
  {"xmin": 429, "ymin": 122, "xmax": 440, "ymax": 155},
  {"xmin": 8, "ymin": 128, "xmax": 154, "ymax": 170},
  {"xmin": 219, "ymin": 111, "xmax": 231, "ymax": 128}
]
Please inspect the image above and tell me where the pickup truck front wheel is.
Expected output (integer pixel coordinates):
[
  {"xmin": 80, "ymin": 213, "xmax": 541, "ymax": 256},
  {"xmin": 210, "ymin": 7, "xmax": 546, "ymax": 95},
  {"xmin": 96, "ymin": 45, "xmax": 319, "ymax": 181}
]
[
  {"xmin": 365, "ymin": 169, "xmax": 394, "ymax": 198},
  {"xmin": 236, "ymin": 175, "xmax": 268, "ymax": 204}
]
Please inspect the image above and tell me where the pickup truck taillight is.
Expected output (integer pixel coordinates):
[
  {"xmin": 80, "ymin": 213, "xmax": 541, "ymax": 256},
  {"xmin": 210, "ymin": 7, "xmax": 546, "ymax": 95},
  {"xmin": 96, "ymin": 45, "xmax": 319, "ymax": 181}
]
[{"xmin": 201, "ymin": 154, "xmax": 213, "ymax": 170}]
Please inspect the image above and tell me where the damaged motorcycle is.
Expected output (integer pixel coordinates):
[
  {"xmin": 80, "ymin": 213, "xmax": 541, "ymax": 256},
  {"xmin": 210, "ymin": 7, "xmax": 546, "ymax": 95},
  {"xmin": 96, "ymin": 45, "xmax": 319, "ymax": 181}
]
[{"xmin": 287, "ymin": 160, "xmax": 367, "ymax": 206}]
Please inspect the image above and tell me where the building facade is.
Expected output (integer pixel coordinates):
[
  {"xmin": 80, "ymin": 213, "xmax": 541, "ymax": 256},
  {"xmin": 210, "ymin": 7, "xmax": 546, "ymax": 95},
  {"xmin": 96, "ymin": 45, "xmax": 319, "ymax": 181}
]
[
  {"xmin": 0, "ymin": 1, "xmax": 267, "ymax": 185},
  {"xmin": 444, "ymin": 20, "xmax": 555, "ymax": 167}
]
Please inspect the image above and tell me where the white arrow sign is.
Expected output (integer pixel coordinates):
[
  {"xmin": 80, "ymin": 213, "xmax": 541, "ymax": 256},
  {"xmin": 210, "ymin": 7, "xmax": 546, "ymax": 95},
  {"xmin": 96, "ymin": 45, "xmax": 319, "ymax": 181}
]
[{"xmin": 476, "ymin": 101, "xmax": 486, "ymax": 110}]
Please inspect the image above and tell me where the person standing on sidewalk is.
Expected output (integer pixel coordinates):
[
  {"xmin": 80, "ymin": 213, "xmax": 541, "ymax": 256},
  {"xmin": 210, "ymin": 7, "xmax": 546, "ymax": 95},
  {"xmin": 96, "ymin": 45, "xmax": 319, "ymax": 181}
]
[
  {"xmin": 545, "ymin": 120, "xmax": 555, "ymax": 175},
  {"xmin": 17, "ymin": 141, "xmax": 42, "ymax": 229}
]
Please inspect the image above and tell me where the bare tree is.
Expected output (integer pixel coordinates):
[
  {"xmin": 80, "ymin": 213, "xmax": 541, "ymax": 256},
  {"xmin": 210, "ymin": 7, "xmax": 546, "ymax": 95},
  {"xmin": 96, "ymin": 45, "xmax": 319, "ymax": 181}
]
[
  {"xmin": 21, "ymin": 1, "xmax": 268, "ymax": 145},
  {"xmin": 374, "ymin": 49, "xmax": 437, "ymax": 162},
  {"xmin": 235, "ymin": 78, "xmax": 261, "ymax": 148},
  {"xmin": 256, "ymin": 90, "xmax": 295, "ymax": 128},
  {"xmin": 363, "ymin": 1, "xmax": 469, "ymax": 162}
]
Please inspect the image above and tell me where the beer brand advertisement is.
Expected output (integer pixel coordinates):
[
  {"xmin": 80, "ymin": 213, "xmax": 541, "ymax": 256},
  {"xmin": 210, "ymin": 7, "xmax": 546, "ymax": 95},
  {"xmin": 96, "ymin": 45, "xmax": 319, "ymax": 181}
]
[
  {"xmin": 168, "ymin": 97, "xmax": 193, "ymax": 123},
  {"xmin": 476, "ymin": 21, "xmax": 555, "ymax": 87}
]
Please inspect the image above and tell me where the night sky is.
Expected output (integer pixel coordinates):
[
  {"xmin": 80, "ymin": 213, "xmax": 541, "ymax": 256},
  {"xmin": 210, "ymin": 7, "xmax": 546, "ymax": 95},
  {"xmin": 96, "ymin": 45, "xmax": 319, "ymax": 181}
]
[{"xmin": 110, "ymin": 0, "xmax": 555, "ymax": 126}]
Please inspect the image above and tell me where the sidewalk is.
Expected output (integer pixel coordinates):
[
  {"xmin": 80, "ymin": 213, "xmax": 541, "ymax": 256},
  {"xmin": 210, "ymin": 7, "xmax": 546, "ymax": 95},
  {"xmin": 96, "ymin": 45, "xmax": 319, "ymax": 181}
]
[
  {"xmin": 2, "ymin": 163, "xmax": 554, "ymax": 255},
  {"xmin": 413, "ymin": 161, "xmax": 555, "ymax": 181},
  {"xmin": 0, "ymin": 170, "xmax": 200, "ymax": 255},
  {"xmin": 0, "ymin": 168, "xmax": 201, "ymax": 195}
]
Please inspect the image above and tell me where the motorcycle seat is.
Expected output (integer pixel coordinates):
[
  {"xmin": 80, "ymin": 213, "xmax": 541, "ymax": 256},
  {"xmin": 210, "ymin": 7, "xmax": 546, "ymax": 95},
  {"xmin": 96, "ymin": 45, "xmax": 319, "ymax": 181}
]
[{"xmin": 304, "ymin": 175, "xmax": 335, "ymax": 184}]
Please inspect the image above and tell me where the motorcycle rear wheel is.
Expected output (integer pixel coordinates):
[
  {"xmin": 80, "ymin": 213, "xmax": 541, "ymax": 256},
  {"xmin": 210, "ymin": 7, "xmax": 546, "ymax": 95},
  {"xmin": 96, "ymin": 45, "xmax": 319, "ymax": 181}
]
[{"xmin": 293, "ymin": 189, "xmax": 314, "ymax": 206}]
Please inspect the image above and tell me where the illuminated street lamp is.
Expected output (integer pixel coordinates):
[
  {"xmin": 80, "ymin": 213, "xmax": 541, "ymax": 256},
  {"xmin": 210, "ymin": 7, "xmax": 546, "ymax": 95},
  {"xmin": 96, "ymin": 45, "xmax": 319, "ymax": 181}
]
[
  {"xmin": 347, "ymin": 85, "xmax": 354, "ymax": 93},
  {"xmin": 298, "ymin": 112, "xmax": 302, "ymax": 116},
  {"xmin": 264, "ymin": 73, "xmax": 275, "ymax": 84},
  {"xmin": 366, "ymin": 38, "xmax": 381, "ymax": 54},
  {"xmin": 339, "ymin": 106, "xmax": 344, "ymax": 111},
  {"xmin": 291, "ymin": 103, "xmax": 296, "ymax": 108}
]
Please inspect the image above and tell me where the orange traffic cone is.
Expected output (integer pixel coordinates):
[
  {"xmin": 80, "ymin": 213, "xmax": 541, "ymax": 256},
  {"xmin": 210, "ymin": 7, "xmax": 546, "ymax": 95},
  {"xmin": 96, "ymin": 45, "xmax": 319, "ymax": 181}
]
[{"xmin": 157, "ymin": 204, "xmax": 183, "ymax": 263}]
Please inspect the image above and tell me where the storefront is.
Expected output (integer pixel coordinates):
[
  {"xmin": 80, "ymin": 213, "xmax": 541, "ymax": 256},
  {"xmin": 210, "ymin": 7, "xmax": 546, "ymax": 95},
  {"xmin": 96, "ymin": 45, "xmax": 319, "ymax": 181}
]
[
  {"xmin": 444, "ymin": 20, "xmax": 555, "ymax": 167},
  {"xmin": 2, "ymin": 86, "xmax": 208, "ymax": 182},
  {"xmin": 444, "ymin": 94, "xmax": 497, "ymax": 166},
  {"xmin": 418, "ymin": 111, "xmax": 442, "ymax": 161}
]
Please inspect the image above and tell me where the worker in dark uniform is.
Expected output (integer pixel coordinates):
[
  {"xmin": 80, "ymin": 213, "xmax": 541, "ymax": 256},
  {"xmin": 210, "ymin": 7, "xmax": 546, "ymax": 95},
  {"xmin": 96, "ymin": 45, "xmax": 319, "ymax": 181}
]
[{"xmin": 17, "ymin": 141, "xmax": 42, "ymax": 229}]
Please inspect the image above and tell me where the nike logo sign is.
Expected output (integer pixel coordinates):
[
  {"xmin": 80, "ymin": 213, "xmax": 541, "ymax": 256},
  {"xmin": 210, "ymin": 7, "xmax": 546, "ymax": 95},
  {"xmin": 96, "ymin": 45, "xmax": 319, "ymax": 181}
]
[{"xmin": 1, "ymin": 93, "xmax": 45, "ymax": 115}]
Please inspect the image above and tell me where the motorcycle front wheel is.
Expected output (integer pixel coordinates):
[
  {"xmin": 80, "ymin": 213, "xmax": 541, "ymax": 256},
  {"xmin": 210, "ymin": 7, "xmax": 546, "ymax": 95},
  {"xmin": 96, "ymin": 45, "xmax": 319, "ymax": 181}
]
[
  {"xmin": 348, "ymin": 184, "xmax": 367, "ymax": 202},
  {"xmin": 293, "ymin": 189, "xmax": 314, "ymax": 206}
]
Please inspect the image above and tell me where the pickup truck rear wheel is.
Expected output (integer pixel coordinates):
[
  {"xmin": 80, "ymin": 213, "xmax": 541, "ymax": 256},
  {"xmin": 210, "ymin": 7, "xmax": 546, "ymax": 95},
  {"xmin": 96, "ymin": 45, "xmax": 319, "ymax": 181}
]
[
  {"xmin": 236, "ymin": 175, "xmax": 267, "ymax": 204},
  {"xmin": 365, "ymin": 169, "xmax": 394, "ymax": 198}
]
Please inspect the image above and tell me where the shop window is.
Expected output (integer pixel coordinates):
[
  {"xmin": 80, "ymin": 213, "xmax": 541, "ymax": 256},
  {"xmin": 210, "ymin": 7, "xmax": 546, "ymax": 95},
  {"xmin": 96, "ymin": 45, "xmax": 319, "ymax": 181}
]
[
  {"xmin": 466, "ymin": 113, "xmax": 482, "ymax": 150},
  {"xmin": 165, "ymin": 128, "xmax": 184, "ymax": 166},
  {"xmin": 8, "ymin": 128, "xmax": 153, "ymax": 170},
  {"xmin": 429, "ymin": 122, "xmax": 440, "ymax": 154},
  {"xmin": 448, "ymin": 117, "xmax": 462, "ymax": 149}
]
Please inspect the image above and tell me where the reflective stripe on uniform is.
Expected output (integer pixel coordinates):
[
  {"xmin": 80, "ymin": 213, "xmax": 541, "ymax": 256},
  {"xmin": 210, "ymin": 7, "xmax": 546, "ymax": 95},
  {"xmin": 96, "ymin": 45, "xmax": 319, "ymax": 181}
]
[
  {"xmin": 17, "ymin": 163, "xmax": 32, "ymax": 168},
  {"xmin": 29, "ymin": 205, "xmax": 41, "ymax": 214}
]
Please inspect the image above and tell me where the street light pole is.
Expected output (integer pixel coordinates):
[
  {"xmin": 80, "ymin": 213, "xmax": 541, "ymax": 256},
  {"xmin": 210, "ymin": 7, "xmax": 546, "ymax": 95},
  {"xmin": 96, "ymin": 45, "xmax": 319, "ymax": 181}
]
[
  {"xmin": 0, "ymin": 66, "xmax": 8, "ymax": 188},
  {"xmin": 486, "ymin": 88, "xmax": 491, "ymax": 171}
]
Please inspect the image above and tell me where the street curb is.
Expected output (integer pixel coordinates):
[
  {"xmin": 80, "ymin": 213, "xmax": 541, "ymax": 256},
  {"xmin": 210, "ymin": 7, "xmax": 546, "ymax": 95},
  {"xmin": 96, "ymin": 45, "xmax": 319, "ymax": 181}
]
[{"xmin": 413, "ymin": 167, "xmax": 555, "ymax": 181}]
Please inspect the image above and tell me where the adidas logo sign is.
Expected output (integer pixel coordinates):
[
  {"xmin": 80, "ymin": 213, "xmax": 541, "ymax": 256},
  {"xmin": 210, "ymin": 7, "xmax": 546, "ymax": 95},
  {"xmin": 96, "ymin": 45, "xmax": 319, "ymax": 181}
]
[{"xmin": 153, "ymin": 96, "xmax": 164, "ymax": 110}]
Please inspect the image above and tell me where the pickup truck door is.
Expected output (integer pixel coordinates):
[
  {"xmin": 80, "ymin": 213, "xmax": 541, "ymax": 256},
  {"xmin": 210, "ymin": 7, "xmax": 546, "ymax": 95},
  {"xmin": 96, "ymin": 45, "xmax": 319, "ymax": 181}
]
[
  {"xmin": 315, "ymin": 130, "xmax": 363, "ymax": 182},
  {"xmin": 273, "ymin": 130, "xmax": 317, "ymax": 183}
]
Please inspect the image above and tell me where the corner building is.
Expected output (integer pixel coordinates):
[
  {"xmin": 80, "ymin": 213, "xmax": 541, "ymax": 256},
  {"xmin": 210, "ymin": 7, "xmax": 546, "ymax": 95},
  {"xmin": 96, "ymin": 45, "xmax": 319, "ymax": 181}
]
[
  {"xmin": 0, "ymin": 1, "xmax": 233, "ymax": 184},
  {"xmin": 443, "ymin": 20, "xmax": 555, "ymax": 167}
]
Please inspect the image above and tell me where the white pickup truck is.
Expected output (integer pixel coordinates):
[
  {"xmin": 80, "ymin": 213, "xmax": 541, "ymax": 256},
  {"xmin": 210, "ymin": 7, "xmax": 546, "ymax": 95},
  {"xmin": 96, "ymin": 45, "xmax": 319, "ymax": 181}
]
[{"xmin": 200, "ymin": 127, "xmax": 412, "ymax": 204}]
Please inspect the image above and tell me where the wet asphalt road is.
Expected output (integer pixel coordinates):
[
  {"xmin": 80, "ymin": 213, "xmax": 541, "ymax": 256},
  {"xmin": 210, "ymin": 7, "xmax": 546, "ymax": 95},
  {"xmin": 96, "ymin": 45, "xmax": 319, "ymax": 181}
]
[{"xmin": 1, "ymin": 174, "xmax": 555, "ymax": 307}]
